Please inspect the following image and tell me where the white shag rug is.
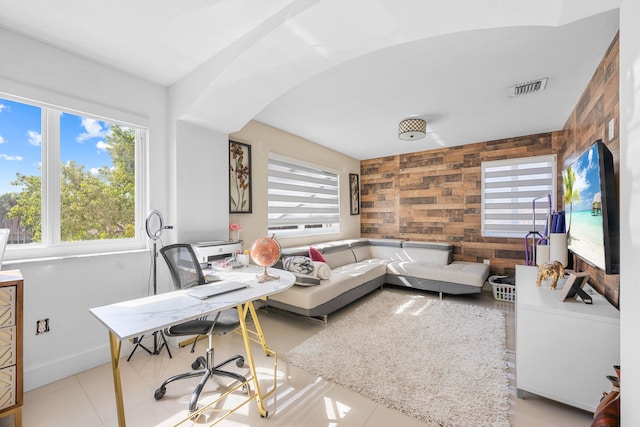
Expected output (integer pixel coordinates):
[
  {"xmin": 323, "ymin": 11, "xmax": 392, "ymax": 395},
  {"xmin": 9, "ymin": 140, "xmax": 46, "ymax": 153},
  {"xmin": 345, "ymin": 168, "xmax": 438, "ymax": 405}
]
[{"xmin": 285, "ymin": 291, "xmax": 510, "ymax": 427}]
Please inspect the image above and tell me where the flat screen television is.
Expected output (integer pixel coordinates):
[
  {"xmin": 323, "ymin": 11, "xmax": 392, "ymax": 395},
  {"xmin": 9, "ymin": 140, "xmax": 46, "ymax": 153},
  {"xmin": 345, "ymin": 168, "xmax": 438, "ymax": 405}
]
[{"xmin": 562, "ymin": 140, "xmax": 619, "ymax": 274}]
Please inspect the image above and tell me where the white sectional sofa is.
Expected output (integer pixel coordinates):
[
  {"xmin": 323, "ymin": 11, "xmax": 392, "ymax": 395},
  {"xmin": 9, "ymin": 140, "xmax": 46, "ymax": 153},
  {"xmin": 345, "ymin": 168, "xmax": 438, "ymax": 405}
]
[{"xmin": 266, "ymin": 238, "xmax": 490, "ymax": 321}]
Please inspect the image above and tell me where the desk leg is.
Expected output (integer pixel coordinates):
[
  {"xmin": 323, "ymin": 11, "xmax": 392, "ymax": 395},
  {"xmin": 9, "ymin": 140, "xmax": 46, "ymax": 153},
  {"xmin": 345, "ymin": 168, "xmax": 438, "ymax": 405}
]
[
  {"xmin": 237, "ymin": 302, "xmax": 270, "ymax": 418},
  {"xmin": 109, "ymin": 331, "xmax": 126, "ymax": 427}
]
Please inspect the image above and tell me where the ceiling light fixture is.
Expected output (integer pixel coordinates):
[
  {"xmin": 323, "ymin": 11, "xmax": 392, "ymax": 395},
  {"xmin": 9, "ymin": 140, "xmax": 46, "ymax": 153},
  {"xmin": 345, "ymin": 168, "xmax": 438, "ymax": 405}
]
[{"xmin": 398, "ymin": 118, "xmax": 426, "ymax": 140}]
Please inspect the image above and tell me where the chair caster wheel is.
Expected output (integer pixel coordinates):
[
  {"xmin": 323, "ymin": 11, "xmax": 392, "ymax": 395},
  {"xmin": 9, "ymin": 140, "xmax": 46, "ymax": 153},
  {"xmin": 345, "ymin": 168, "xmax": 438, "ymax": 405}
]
[
  {"xmin": 236, "ymin": 357, "xmax": 245, "ymax": 367},
  {"xmin": 154, "ymin": 387, "xmax": 166, "ymax": 400},
  {"xmin": 260, "ymin": 411, "xmax": 268, "ymax": 418},
  {"xmin": 192, "ymin": 359, "xmax": 201, "ymax": 370},
  {"xmin": 189, "ymin": 409, "xmax": 201, "ymax": 421}
]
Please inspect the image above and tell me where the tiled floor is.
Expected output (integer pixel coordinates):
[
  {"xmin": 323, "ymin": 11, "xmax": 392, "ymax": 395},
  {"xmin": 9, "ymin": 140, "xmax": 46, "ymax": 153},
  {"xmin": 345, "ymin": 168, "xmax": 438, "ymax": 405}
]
[{"xmin": 5, "ymin": 287, "xmax": 594, "ymax": 427}]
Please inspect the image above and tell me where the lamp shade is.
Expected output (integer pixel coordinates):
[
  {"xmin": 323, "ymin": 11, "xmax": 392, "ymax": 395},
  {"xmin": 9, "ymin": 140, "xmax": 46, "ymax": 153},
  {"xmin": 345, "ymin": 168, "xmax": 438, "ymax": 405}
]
[{"xmin": 398, "ymin": 118, "xmax": 427, "ymax": 140}]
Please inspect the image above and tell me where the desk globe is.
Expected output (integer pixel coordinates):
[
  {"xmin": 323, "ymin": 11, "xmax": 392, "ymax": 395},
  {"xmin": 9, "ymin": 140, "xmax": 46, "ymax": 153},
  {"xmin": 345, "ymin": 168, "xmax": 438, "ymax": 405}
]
[{"xmin": 249, "ymin": 236, "xmax": 281, "ymax": 282}]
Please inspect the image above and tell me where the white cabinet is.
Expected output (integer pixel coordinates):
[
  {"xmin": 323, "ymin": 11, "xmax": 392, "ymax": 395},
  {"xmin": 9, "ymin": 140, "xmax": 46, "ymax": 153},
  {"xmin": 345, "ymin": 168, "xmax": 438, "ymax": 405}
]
[{"xmin": 515, "ymin": 264, "xmax": 620, "ymax": 412}]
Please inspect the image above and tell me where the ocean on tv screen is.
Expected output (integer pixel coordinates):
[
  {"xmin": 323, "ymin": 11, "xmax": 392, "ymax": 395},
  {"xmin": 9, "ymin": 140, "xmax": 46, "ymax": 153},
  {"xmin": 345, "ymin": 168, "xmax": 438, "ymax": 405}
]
[{"xmin": 568, "ymin": 210, "xmax": 605, "ymax": 270}]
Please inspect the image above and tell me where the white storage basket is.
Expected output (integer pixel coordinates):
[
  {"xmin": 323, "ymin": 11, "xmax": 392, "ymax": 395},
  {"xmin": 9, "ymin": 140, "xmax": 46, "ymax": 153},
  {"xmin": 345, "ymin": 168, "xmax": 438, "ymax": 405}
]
[{"xmin": 489, "ymin": 275, "xmax": 516, "ymax": 302}]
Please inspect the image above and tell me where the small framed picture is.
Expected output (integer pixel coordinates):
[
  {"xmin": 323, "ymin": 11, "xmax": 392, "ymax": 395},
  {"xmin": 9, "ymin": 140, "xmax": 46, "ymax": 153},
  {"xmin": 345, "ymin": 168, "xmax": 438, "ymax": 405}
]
[
  {"xmin": 558, "ymin": 271, "xmax": 592, "ymax": 304},
  {"xmin": 349, "ymin": 173, "xmax": 360, "ymax": 215},
  {"xmin": 229, "ymin": 141, "xmax": 252, "ymax": 213}
]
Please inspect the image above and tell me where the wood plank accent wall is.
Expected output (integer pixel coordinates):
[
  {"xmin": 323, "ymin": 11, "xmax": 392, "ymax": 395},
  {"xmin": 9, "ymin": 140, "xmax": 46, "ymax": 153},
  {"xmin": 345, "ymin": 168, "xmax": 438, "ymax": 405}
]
[
  {"xmin": 558, "ymin": 32, "xmax": 619, "ymax": 307},
  {"xmin": 361, "ymin": 134, "xmax": 556, "ymax": 279},
  {"xmin": 360, "ymin": 32, "xmax": 619, "ymax": 308}
]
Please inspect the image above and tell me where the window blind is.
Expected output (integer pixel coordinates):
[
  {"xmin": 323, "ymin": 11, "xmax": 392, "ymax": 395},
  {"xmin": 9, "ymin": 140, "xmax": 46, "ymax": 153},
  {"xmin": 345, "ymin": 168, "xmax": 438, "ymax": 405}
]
[
  {"xmin": 481, "ymin": 154, "xmax": 556, "ymax": 238},
  {"xmin": 268, "ymin": 155, "xmax": 340, "ymax": 230}
]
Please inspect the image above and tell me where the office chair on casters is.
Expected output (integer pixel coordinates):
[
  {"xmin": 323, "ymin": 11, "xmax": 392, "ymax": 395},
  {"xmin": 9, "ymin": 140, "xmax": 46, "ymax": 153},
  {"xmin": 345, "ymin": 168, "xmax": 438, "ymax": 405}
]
[{"xmin": 154, "ymin": 243, "xmax": 247, "ymax": 413}]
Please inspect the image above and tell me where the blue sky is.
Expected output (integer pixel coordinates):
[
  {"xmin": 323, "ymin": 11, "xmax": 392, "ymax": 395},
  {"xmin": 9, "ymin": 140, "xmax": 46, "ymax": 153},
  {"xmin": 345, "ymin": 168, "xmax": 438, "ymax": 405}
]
[
  {"xmin": 0, "ymin": 97, "xmax": 113, "ymax": 196},
  {"xmin": 565, "ymin": 143, "xmax": 601, "ymax": 212}
]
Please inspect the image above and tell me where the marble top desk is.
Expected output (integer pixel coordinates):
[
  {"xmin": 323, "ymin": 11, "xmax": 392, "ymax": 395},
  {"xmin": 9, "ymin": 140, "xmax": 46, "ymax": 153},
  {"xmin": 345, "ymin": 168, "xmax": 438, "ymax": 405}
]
[{"xmin": 90, "ymin": 266, "xmax": 295, "ymax": 427}]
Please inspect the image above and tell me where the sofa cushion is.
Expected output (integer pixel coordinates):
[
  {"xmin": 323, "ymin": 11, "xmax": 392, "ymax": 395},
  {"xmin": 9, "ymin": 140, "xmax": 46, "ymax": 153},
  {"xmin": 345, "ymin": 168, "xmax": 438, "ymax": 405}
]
[
  {"xmin": 386, "ymin": 260, "xmax": 489, "ymax": 288},
  {"xmin": 268, "ymin": 268, "xmax": 366, "ymax": 310},
  {"xmin": 343, "ymin": 259, "xmax": 389, "ymax": 283},
  {"xmin": 316, "ymin": 243, "xmax": 356, "ymax": 269},
  {"xmin": 400, "ymin": 241, "xmax": 453, "ymax": 265},
  {"xmin": 351, "ymin": 245, "xmax": 372, "ymax": 262},
  {"xmin": 355, "ymin": 239, "xmax": 403, "ymax": 261}
]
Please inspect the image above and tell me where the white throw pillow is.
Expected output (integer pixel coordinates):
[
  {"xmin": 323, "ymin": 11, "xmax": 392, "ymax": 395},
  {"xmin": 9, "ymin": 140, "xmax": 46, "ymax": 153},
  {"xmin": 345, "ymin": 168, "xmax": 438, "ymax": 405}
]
[{"xmin": 313, "ymin": 261, "xmax": 331, "ymax": 280}]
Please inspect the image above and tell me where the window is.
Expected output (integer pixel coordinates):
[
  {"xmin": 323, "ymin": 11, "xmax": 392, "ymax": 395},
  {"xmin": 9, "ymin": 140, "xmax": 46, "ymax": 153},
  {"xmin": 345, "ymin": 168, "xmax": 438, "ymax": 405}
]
[
  {"xmin": 267, "ymin": 154, "xmax": 340, "ymax": 237},
  {"xmin": 481, "ymin": 155, "xmax": 556, "ymax": 238},
  {"xmin": 0, "ymin": 95, "xmax": 146, "ymax": 258}
]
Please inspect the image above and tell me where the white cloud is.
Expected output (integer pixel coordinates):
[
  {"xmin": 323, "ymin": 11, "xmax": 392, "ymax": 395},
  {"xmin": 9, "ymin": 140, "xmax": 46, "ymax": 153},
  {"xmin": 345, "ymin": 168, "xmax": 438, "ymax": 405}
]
[
  {"xmin": 572, "ymin": 163, "xmax": 590, "ymax": 193},
  {"xmin": 77, "ymin": 118, "xmax": 108, "ymax": 142},
  {"xmin": 0, "ymin": 104, "xmax": 7, "ymax": 112},
  {"xmin": 89, "ymin": 167, "xmax": 100, "ymax": 175},
  {"xmin": 27, "ymin": 130, "xmax": 41, "ymax": 146},
  {"xmin": 96, "ymin": 140, "xmax": 111, "ymax": 151},
  {"xmin": 0, "ymin": 135, "xmax": 5, "ymax": 144},
  {"xmin": 0, "ymin": 154, "xmax": 23, "ymax": 161}
]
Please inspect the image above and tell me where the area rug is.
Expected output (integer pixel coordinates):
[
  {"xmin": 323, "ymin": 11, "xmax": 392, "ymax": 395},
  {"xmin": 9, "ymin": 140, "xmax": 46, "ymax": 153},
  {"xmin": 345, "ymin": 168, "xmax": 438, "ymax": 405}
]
[{"xmin": 284, "ymin": 291, "xmax": 510, "ymax": 427}]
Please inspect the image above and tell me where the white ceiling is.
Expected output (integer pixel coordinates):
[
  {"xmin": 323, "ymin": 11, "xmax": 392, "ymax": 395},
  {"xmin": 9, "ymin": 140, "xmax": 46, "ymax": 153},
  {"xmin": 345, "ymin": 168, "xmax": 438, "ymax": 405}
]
[{"xmin": 0, "ymin": 0, "xmax": 620, "ymax": 159}]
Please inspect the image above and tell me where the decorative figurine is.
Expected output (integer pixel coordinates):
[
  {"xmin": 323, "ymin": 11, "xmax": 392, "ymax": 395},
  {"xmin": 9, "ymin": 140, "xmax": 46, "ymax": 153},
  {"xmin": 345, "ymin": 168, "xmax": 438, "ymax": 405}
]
[{"xmin": 536, "ymin": 260, "xmax": 565, "ymax": 289}]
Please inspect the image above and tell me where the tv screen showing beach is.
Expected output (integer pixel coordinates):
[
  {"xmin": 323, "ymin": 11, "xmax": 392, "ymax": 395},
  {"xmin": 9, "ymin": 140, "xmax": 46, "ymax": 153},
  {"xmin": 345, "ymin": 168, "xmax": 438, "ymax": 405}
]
[{"xmin": 563, "ymin": 143, "xmax": 606, "ymax": 270}]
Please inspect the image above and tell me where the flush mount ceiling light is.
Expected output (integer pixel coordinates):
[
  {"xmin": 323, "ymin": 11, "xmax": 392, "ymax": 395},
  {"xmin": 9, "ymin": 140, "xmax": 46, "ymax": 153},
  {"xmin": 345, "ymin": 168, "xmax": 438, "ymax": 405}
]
[{"xmin": 398, "ymin": 118, "xmax": 426, "ymax": 140}]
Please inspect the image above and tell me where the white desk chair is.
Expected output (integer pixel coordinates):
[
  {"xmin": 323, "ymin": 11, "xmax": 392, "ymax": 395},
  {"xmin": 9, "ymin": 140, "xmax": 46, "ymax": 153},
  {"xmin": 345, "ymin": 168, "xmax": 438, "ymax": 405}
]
[{"xmin": 0, "ymin": 229, "xmax": 9, "ymax": 270}]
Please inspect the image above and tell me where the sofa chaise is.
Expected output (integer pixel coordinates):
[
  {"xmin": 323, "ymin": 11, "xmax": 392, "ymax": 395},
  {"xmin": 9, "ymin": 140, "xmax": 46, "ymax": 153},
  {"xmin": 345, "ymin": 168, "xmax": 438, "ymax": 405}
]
[{"xmin": 266, "ymin": 238, "xmax": 490, "ymax": 321}]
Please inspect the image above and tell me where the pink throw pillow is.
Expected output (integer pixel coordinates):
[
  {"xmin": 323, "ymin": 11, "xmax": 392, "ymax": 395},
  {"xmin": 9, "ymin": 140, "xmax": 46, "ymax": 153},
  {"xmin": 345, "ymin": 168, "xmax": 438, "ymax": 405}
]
[{"xmin": 309, "ymin": 246, "xmax": 326, "ymax": 263}]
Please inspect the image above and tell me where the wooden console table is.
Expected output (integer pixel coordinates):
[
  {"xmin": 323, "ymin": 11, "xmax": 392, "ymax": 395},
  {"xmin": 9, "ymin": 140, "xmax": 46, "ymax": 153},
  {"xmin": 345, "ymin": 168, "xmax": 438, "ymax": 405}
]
[
  {"xmin": 0, "ymin": 270, "xmax": 23, "ymax": 427},
  {"xmin": 515, "ymin": 264, "xmax": 619, "ymax": 412}
]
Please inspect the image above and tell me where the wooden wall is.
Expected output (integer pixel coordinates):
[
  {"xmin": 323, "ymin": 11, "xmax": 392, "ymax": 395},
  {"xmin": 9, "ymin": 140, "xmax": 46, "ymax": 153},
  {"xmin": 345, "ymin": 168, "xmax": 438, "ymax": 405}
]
[
  {"xmin": 360, "ymin": 133, "xmax": 557, "ymax": 278},
  {"xmin": 558, "ymin": 33, "xmax": 620, "ymax": 307},
  {"xmin": 360, "ymin": 32, "xmax": 620, "ymax": 308}
]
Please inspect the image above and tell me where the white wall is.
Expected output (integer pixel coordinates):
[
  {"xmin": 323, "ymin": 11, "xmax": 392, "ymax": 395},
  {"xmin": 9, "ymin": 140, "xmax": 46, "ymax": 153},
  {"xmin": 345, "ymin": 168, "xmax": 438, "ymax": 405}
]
[
  {"xmin": 229, "ymin": 120, "xmax": 362, "ymax": 251},
  {"xmin": 0, "ymin": 28, "xmax": 176, "ymax": 390},
  {"xmin": 619, "ymin": 1, "xmax": 639, "ymax": 424},
  {"xmin": 174, "ymin": 121, "xmax": 230, "ymax": 244}
]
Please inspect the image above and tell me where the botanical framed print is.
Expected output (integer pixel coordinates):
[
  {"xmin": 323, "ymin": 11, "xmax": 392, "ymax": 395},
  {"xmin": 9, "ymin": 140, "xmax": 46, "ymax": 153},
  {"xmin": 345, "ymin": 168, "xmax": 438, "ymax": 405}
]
[
  {"xmin": 349, "ymin": 173, "xmax": 360, "ymax": 215},
  {"xmin": 229, "ymin": 140, "xmax": 252, "ymax": 213}
]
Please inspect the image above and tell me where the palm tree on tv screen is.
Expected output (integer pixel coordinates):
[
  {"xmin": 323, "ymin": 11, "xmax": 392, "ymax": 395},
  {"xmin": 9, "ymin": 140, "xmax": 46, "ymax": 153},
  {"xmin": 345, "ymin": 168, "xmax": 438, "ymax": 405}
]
[{"xmin": 563, "ymin": 165, "xmax": 581, "ymax": 236}]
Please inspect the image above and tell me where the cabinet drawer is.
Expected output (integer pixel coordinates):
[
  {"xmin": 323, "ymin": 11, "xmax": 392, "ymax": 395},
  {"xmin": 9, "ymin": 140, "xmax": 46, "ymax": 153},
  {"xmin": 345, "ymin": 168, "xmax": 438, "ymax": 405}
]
[
  {"xmin": 0, "ymin": 326, "xmax": 16, "ymax": 369},
  {"xmin": 0, "ymin": 287, "xmax": 15, "ymax": 328},
  {"xmin": 0, "ymin": 365, "xmax": 16, "ymax": 411}
]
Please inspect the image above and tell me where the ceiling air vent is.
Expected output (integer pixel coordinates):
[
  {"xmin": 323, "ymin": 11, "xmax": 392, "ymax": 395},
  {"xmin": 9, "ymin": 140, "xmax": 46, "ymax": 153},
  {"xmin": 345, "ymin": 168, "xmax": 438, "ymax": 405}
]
[{"xmin": 508, "ymin": 78, "xmax": 548, "ymax": 97}]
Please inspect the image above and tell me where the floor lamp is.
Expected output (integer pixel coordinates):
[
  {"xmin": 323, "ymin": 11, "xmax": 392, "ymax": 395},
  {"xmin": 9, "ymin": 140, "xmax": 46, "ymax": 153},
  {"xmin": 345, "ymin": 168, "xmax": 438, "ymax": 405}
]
[{"xmin": 127, "ymin": 210, "xmax": 172, "ymax": 361}]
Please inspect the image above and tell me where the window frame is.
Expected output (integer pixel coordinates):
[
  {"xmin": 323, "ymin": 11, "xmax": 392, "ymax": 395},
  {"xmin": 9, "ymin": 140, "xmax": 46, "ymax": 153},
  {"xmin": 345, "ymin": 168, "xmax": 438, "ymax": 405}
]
[
  {"xmin": 1, "ymin": 93, "xmax": 148, "ymax": 261},
  {"xmin": 481, "ymin": 154, "xmax": 557, "ymax": 239},
  {"xmin": 267, "ymin": 153, "xmax": 340, "ymax": 238}
]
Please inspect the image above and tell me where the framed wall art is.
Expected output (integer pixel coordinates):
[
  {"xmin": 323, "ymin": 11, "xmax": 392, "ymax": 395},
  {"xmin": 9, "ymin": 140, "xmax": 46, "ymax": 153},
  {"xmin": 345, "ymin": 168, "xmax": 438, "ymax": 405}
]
[
  {"xmin": 349, "ymin": 173, "xmax": 360, "ymax": 215},
  {"xmin": 229, "ymin": 140, "xmax": 252, "ymax": 213}
]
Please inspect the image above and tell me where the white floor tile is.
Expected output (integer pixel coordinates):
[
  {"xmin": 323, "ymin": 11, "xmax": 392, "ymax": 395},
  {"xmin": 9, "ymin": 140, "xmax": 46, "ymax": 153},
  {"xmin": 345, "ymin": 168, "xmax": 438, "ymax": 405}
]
[{"xmin": 18, "ymin": 287, "xmax": 595, "ymax": 427}]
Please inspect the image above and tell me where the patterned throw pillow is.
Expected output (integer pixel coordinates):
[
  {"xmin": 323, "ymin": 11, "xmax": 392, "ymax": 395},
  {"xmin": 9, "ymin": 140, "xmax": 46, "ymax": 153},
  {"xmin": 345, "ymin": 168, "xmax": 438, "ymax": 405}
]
[
  {"xmin": 309, "ymin": 246, "xmax": 327, "ymax": 263},
  {"xmin": 282, "ymin": 256, "xmax": 314, "ymax": 275}
]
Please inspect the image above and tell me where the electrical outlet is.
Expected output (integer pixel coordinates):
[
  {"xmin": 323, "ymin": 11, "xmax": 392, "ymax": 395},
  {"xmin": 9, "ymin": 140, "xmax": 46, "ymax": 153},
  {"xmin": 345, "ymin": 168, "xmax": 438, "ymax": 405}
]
[
  {"xmin": 483, "ymin": 259, "xmax": 490, "ymax": 266},
  {"xmin": 36, "ymin": 318, "xmax": 50, "ymax": 335}
]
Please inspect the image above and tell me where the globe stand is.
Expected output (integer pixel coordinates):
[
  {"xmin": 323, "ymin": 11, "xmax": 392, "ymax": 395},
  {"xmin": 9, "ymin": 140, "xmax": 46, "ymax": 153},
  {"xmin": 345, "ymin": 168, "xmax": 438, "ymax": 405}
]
[
  {"xmin": 256, "ymin": 266, "xmax": 280, "ymax": 283},
  {"xmin": 250, "ymin": 235, "xmax": 281, "ymax": 283}
]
